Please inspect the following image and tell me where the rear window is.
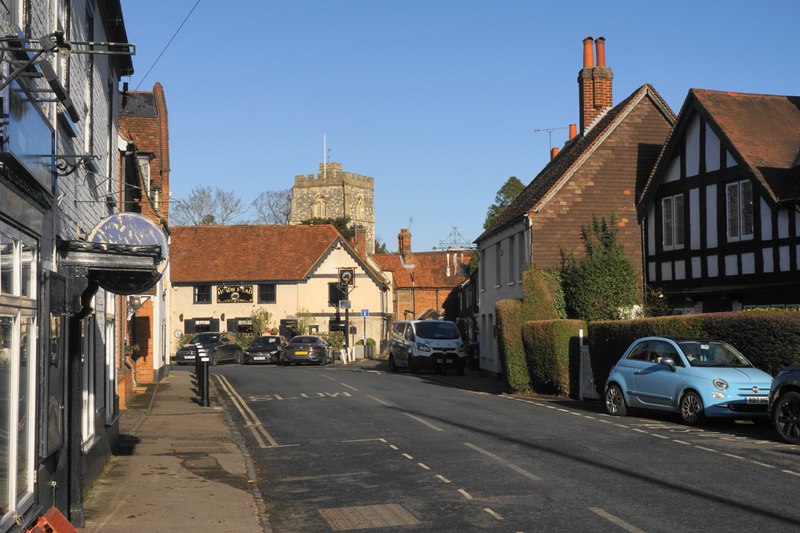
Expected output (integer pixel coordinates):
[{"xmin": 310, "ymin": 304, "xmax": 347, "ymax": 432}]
[
  {"xmin": 414, "ymin": 322, "xmax": 460, "ymax": 340},
  {"xmin": 252, "ymin": 337, "xmax": 279, "ymax": 346},
  {"xmin": 290, "ymin": 336, "xmax": 319, "ymax": 344},
  {"xmin": 190, "ymin": 333, "xmax": 219, "ymax": 344}
]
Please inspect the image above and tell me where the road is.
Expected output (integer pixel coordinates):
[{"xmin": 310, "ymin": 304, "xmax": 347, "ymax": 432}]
[{"xmin": 209, "ymin": 363, "xmax": 800, "ymax": 533}]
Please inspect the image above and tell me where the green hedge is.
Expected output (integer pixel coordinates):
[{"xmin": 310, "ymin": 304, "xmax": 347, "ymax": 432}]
[
  {"xmin": 522, "ymin": 319, "xmax": 585, "ymax": 397},
  {"xmin": 588, "ymin": 311, "xmax": 800, "ymax": 395},
  {"xmin": 496, "ymin": 299, "xmax": 530, "ymax": 394}
]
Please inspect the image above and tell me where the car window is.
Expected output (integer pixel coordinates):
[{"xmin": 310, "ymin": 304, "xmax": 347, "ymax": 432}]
[
  {"xmin": 678, "ymin": 341, "xmax": 752, "ymax": 368},
  {"xmin": 394, "ymin": 323, "xmax": 405, "ymax": 336},
  {"xmin": 648, "ymin": 340, "xmax": 682, "ymax": 366},
  {"xmin": 626, "ymin": 342, "xmax": 650, "ymax": 361},
  {"xmin": 405, "ymin": 326, "xmax": 415, "ymax": 342},
  {"xmin": 414, "ymin": 321, "xmax": 460, "ymax": 339}
]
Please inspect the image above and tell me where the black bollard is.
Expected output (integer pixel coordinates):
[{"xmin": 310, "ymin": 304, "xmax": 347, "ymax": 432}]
[{"xmin": 199, "ymin": 357, "xmax": 210, "ymax": 407}]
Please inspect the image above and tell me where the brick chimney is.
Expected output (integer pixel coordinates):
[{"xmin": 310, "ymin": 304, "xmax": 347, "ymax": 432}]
[
  {"xmin": 398, "ymin": 228, "xmax": 412, "ymax": 259},
  {"xmin": 578, "ymin": 36, "xmax": 613, "ymax": 135},
  {"xmin": 350, "ymin": 225, "xmax": 367, "ymax": 258}
]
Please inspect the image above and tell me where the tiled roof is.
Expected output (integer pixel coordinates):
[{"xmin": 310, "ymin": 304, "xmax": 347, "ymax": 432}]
[
  {"xmin": 372, "ymin": 251, "xmax": 471, "ymax": 289},
  {"xmin": 641, "ymin": 89, "xmax": 800, "ymax": 209},
  {"xmin": 172, "ymin": 224, "xmax": 362, "ymax": 283},
  {"xmin": 476, "ymin": 84, "xmax": 674, "ymax": 243}
]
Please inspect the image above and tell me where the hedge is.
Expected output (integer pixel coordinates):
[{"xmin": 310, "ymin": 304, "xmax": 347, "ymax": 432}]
[
  {"xmin": 588, "ymin": 311, "xmax": 800, "ymax": 395},
  {"xmin": 496, "ymin": 299, "xmax": 530, "ymax": 394},
  {"xmin": 522, "ymin": 319, "xmax": 585, "ymax": 397}
]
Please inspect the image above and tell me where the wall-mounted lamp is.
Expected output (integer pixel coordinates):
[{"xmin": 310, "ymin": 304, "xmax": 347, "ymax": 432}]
[
  {"xmin": 220, "ymin": 313, "xmax": 225, "ymax": 322},
  {"xmin": 179, "ymin": 313, "xmax": 184, "ymax": 322}
]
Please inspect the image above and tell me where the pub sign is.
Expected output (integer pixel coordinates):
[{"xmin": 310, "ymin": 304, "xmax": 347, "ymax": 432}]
[{"xmin": 216, "ymin": 284, "xmax": 253, "ymax": 303}]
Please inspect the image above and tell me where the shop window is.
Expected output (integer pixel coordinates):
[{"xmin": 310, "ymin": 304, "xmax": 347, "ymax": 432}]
[{"xmin": 258, "ymin": 283, "xmax": 276, "ymax": 304}]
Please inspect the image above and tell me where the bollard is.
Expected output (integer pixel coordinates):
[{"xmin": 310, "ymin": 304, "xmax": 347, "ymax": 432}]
[
  {"xmin": 199, "ymin": 357, "xmax": 210, "ymax": 407},
  {"xmin": 194, "ymin": 352, "xmax": 201, "ymax": 383}
]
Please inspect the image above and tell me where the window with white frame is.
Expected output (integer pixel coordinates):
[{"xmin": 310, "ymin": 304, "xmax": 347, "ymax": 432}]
[
  {"xmin": 726, "ymin": 180, "xmax": 754, "ymax": 241},
  {"xmin": 81, "ymin": 316, "xmax": 96, "ymax": 449},
  {"xmin": 508, "ymin": 234, "xmax": 516, "ymax": 284},
  {"xmin": 661, "ymin": 194, "xmax": 685, "ymax": 251},
  {"xmin": 0, "ymin": 226, "xmax": 37, "ymax": 526}
]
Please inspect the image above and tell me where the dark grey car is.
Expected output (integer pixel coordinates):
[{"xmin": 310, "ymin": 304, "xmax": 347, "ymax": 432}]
[
  {"xmin": 243, "ymin": 335, "xmax": 286, "ymax": 364},
  {"xmin": 769, "ymin": 364, "xmax": 800, "ymax": 444},
  {"xmin": 281, "ymin": 336, "xmax": 331, "ymax": 366},
  {"xmin": 173, "ymin": 332, "xmax": 243, "ymax": 366}
]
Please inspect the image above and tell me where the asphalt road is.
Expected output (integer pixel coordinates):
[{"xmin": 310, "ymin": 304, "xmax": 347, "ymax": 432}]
[{"xmin": 210, "ymin": 363, "xmax": 800, "ymax": 533}]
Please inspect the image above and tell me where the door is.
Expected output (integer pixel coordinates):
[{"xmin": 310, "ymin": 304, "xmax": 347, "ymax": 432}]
[{"xmin": 633, "ymin": 340, "xmax": 681, "ymax": 408}]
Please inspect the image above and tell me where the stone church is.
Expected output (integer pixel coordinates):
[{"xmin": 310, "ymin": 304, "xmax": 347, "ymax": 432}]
[{"xmin": 289, "ymin": 162, "xmax": 376, "ymax": 253}]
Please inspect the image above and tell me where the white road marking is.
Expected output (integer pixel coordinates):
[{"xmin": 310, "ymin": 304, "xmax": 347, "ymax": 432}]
[
  {"xmin": 651, "ymin": 434, "xmax": 669, "ymax": 440},
  {"xmin": 418, "ymin": 463, "xmax": 430, "ymax": 470},
  {"xmin": 694, "ymin": 446, "xmax": 718, "ymax": 453},
  {"xmin": 458, "ymin": 489, "xmax": 473, "ymax": 501},
  {"xmin": 367, "ymin": 394, "xmax": 393, "ymax": 406},
  {"xmin": 722, "ymin": 453, "xmax": 745, "ymax": 460},
  {"xmin": 589, "ymin": 507, "xmax": 646, "ymax": 533},
  {"xmin": 436, "ymin": 475, "xmax": 451, "ymax": 483},
  {"xmin": 389, "ymin": 444, "xmax": 399, "ymax": 450},
  {"xmin": 750, "ymin": 461, "xmax": 775, "ymax": 469},
  {"xmin": 672, "ymin": 440, "xmax": 691, "ymax": 445},
  {"xmin": 782, "ymin": 470, "xmax": 800, "ymax": 477},
  {"xmin": 342, "ymin": 438, "xmax": 387, "ymax": 444},
  {"xmin": 402, "ymin": 453, "xmax": 414, "ymax": 460},
  {"xmin": 215, "ymin": 375, "xmax": 281, "ymax": 448},
  {"xmin": 464, "ymin": 442, "xmax": 541, "ymax": 481},
  {"xmin": 321, "ymin": 374, "xmax": 336, "ymax": 381},
  {"xmin": 340, "ymin": 382, "xmax": 359, "ymax": 391},
  {"xmin": 483, "ymin": 508, "xmax": 503, "ymax": 520},
  {"xmin": 404, "ymin": 412, "xmax": 445, "ymax": 432}
]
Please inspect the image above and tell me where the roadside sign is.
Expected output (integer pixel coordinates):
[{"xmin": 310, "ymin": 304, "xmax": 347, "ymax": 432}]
[{"xmin": 361, "ymin": 309, "xmax": 369, "ymax": 317}]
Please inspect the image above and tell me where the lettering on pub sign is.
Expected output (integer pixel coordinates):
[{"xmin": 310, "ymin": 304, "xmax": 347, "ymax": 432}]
[{"xmin": 216, "ymin": 284, "xmax": 254, "ymax": 303}]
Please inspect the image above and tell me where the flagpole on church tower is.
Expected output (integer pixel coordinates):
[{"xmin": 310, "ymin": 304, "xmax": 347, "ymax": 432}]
[{"xmin": 323, "ymin": 133, "xmax": 327, "ymax": 180}]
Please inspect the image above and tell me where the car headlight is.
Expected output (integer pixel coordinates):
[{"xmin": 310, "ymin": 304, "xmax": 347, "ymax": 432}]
[
  {"xmin": 416, "ymin": 343, "xmax": 431, "ymax": 352},
  {"xmin": 457, "ymin": 345, "xmax": 465, "ymax": 353},
  {"xmin": 711, "ymin": 392, "xmax": 725, "ymax": 400},
  {"xmin": 713, "ymin": 378, "xmax": 728, "ymax": 390}
]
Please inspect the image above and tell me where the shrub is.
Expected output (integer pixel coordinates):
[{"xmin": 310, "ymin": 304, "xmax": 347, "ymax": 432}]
[
  {"xmin": 496, "ymin": 299, "xmax": 529, "ymax": 394},
  {"xmin": 320, "ymin": 331, "xmax": 345, "ymax": 350},
  {"xmin": 366, "ymin": 338, "xmax": 376, "ymax": 346},
  {"xmin": 233, "ymin": 332, "xmax": 256, "ymax": 349},
  {"xmin": 522, "ymin": 266, "xmax": 559, "ymax": 321},
  {"xmin": 522, "ymin": 319, "xmax": 585, "ymax": 397}
]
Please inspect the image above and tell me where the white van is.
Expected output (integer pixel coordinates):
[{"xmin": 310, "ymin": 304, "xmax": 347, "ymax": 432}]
[{"xmin": 389, "ymin": 320, "xmax": 466, "ymax": 375}]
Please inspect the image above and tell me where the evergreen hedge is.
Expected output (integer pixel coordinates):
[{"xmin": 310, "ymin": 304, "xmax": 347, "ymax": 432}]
[
  {"xmin": 522, "ymin": 319, "xmax": 585, "ymax": 397},
  {"xmin": 496, "ymin": 299, "xmax": 530, "ymax": 394},
  {"xmin": 588, "ymin": 311, "xmax": 800, "ymax": 395}
]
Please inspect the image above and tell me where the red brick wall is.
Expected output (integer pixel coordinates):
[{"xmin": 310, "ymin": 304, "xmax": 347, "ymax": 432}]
[
  {"xmin": 530, "ymin": 95, "xmax": 672, "ymax": 283},
  {"xmin": 394, "ymin": 287, "xmax": 454, "ymax": 319},
  {"xmin": 132, "ymin": 300, "xmax": 155, "ymax": 384}
]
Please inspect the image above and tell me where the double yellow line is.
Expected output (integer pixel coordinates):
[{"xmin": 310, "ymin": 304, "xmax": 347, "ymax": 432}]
[{"xmin": 214, "ymin": 374, "xmax": 284, "ymax": 448}]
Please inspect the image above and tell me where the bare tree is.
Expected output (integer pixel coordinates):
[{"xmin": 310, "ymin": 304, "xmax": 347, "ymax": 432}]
[
  {"xmin": 171, "ymin": 185, "xmax": 246, "ymax": 226},
  {"xmin": 251, "ymin": 189, "xmax": 291, "ymax": 225}
]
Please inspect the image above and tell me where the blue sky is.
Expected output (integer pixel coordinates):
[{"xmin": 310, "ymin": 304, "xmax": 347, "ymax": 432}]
[{"xmin": 120, "ymin": 0, "xmax": 800, "ymax": 252}]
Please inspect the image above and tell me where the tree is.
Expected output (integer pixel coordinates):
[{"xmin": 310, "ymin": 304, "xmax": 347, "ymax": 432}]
[
  {"xmin": 484, "ymin": 176, "xmax": 525, "ymax": 229},
  {"xmin": 374, "ymin": 237, "xmax": 389, "ymax": 254},
  {"xmin": 560, "ymin": 214, "xmax": 638, "ymax": 321},
  {"xmin": 301, "ymin": 216, "xmax": 355, "ymax": 240},
  {"xmin": 250, "ymin": 308, "xmax": 273, "ymax": 335},
  {"xmin": 251, "ymin": 189, "xmax": 291, "ymax": 225},
  {"xmin": 171, "ymin": 185, "xmax": 245, "ymax": 226}
]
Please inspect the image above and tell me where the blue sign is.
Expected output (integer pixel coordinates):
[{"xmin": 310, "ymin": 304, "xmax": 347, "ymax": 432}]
[{"xmin": 361, "ymin": 309, "xmax": 369, "ymax": 317}]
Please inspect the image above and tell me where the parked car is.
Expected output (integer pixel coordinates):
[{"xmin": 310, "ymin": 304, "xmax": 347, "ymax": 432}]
[
  {"xmin": 281, "ymin": 336, "xmax": 331, "ymax": 366},
  {"xmin": 173, "ymin": 332, "xmax": 243, "ymax": 366},
  {"xmin": 769, "ymin": 365, "xmax": 800, "ymax": 444},
  {"xmin": 604, "ymin": 337, "xmax": 773, "ymax": 425},
  {"xmin": 243, "ymin": 335, "xmax": 286, "ymax": 365},
  {"xmin": 388, "ymin": 320, "xmax": 467, "ymax": 375}
]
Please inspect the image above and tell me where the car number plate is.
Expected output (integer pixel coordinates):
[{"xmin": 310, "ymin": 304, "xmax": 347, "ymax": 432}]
[
  {"xmin": 254, "ymin": 356, "xmax": 265, "ymax": 361},
  {"xmin": 436, "ymin": 358, "xmax": 443, "ymax": 363},
  {"xmin": 296, "ymin": 351, "xmax": 308, "ymax": 355},
  {"xmin": 746, "ymin": 396, "xmax": 768, "ymax": 404},
  {"xmin": 446, "ymin": 359, "xmax": 454, "ymax": 364},
  {"xmin": 185, "ymin": 355, "xmax": 195, "ymax": 359}
]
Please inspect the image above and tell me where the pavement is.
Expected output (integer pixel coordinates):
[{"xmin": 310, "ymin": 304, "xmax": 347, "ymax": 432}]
[{"xmin": 80, "ymin": 357, "xmax": 508, "ymax": 532}]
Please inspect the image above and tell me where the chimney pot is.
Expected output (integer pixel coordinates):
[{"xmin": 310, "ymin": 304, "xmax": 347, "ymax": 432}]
[
  {"xmin": 569, "ymin": 123, "xmax": 577, "ymax": 139},
  {"xmin": 582, "ymin": 36, "xmax": 594, "ymax": 68},
  {"xmin": 595, "ymin": 36, "xmax": 606, "ymax": 67},
  {"xmin": 550, "ymin": 147, "xmax": 560, "ymax": 160}
]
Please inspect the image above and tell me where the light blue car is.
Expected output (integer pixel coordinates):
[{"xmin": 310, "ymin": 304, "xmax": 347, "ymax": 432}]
[{"xmin": 604, "ymin": 337, "xmax": 773, "ymax": 425}]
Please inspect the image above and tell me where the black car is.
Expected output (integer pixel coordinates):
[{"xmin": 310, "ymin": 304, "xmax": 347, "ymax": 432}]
[
  {"xmin": 281, "ymin": 336, "xmax": 331, "ymax": 366},
  {"xmin": 173, "ymin": 332, "xmax": 244, "ymax": 366},
  {"xmin": 243, "ymin": 335, "xmax": 286, "ymax": 364},
  {"xmin": 769, "ymin": 364, "xmax": 800, "ymax": 444}
]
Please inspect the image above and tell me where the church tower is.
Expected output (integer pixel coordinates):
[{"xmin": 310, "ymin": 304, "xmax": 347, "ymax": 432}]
[{"xmin": 289, "ymin": 162, "xmax": 375, "ymax": 254}]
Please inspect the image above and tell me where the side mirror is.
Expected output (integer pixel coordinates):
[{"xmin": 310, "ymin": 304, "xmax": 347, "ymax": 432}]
[{"xmin": 661, "ymin": 356, "xmax": 676, "ymax": 371}]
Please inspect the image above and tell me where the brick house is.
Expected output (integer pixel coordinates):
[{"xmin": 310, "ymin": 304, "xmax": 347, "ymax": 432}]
[
  {"xmin": 639, "ymin": 89, "xmax": 800, "ymax": 312},
  {"xmin": 117, "ymin": 82, "xmax": 172, "ymax": 396},
  {"xmin": 372, "ymin": 229, "xmax": 472, "ymax": 322},
  {"xmin": 474, "ymin": 37, "xmax": 676, "ymax": 377},
  {"xmin": 170, "ymin": 224, "xmax": 390, "ymax": 353}
]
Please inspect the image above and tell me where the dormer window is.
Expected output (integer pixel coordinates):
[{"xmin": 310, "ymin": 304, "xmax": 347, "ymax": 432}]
[{"xmin": 726, "ymin": 180, "xmax": 753, "ymax": 242}]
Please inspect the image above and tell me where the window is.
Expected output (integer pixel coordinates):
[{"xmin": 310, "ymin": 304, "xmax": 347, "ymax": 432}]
[
  {"xmin": 313, "ymin": 196, "xmax": 326, "ymax": 218},
  {"xmin": 726, "ymin": 180, "xmax": 754, "ymax": 241},
  {"xmin": 661, "ymin": 194, "xmax": 685, "ymax": 251},
  {"xmin": 0, "ymin": 226, "xmax": 37, "ymax": 525},
  {"xmin": 258, "ymin": 283, "xmax": 276, "ymax": 304},
  {"xmin": 508, "ymin": 234, "xmax": 516, "ymax": 283},
  {"xmin": 234, "ymin": 319, "xmax": 253, "ymax": 333},
  {"xmin": 495, "ymin": 244, "xmax": 501, "ymax": 286},
  {"xmin": 194, "ymin": 286, "xmax": 211, "ymax": 304},
  {"xmin": 193, "ymin": 319, "xmax": 212, "ymax": 333}
]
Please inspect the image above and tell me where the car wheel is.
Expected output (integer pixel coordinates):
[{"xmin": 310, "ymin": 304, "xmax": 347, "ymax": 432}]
[
  {"xmin": 388, "ymin": 354, "xmax": 398, "ymax": 372},
  {"xmin": 209, "ymin": 352, "xmax": 218, "ymax": 366},
  {"xmin": 605, "ymin": 383, "xmax": 627, "ymax": 416},
  {"xmin": 774, "ymin": 391, "xmax": 800, "ymax": 444},
  {"xmin": 680, "ymin": 391, "xmax": 705, "ymax": 425}
]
